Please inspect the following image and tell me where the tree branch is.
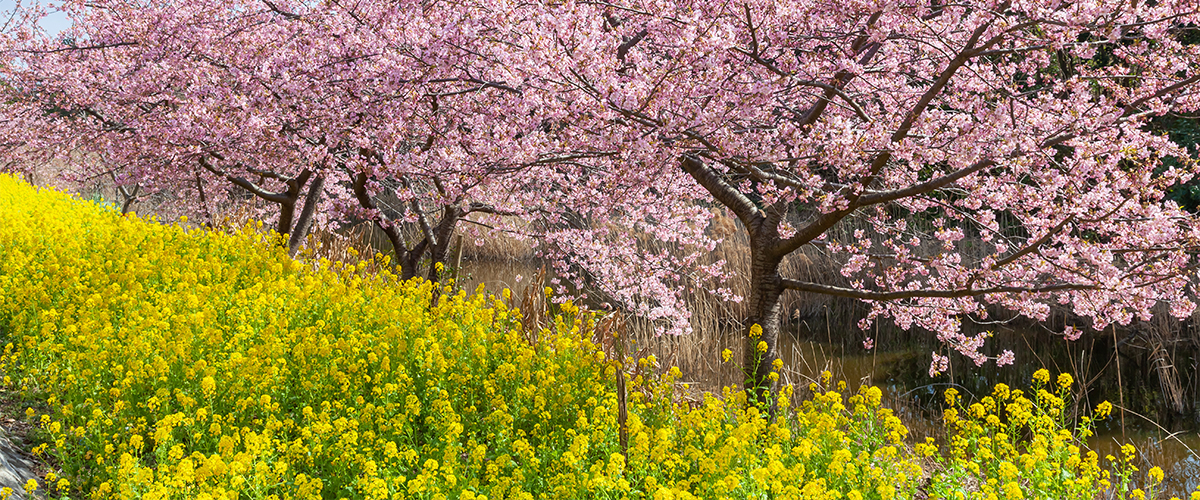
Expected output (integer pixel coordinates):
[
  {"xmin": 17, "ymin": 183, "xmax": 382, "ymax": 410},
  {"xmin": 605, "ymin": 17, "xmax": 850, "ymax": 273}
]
[
  {"xmin": 781, "ymin": 278, "xmax": 1095, "ymax": 300},
  {"xmin": 404, "ymin": 179, "xmax": 439, "ymax": 248},
  {"xmin": 777, "ymin": 7, "xmax": 1008, "ymax": 257},
  {"xmin": 351, "ymin": 171, "xmax": 412, "ymax": 260},
  {"xmin": 888, "ymin": 11, "xmax": 999, "ymax": 144},
  {"xmin": 286, "ymin": 174, "xmax": 325, "ymax": 257},
  {"xmin": 466, "ymin": 202, "xmax": 521, "ymax": 216},
  {"xmin": 617, "ymin": 29, "xmax": 649, "ymax": 61},
  {"xmin": 262, "ymin": 0, "xmax": 301, "ymax": 19},
  {"xmin": 197, "ymin": 156, "xmax": 293, "ymax": 205},
  {"xmin": 20, "ymin": 41, "xmax": 138, "ymax": 54},
  {"xmin": 733, "ymin": 48, "xmax": 875, "ymax": 123},
  {"xmin": 857, "ymin": 158, "xmax": 996, "ymax": 206},
  {"xmin": 680, "ymin": 155, "xmax": 764, "ymax": 231},
  {"xmin": 989, "ymin": 216, "xmax": 1075, "ymax": 271},
  {"xmin": 795, "ymin": 10, "xmax": 884, "ymax": 127}
]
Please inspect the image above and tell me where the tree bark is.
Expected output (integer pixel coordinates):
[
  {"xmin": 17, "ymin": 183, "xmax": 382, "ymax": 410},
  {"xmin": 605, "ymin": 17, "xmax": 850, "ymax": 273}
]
[
  {"xmin": 426, "ymin": 206, "xmax": 462, "ymax": 282},
  {"xmin": 398, "ymin": 247, "xmax": 425, "ymax": 281},
  {"xmin": 118, "ymin": 184, "xmax": 139, "ymax": 214},
  {"xmin": 196, "ymin": 172, "xmax": 214, "ymax": 228},
  {"xmin": 196, "ymin": 158, "xmax": 313, "ymax": 242},
  {"xmin": 277, "ymin": 199, "xmax": 297, "ymax": 236},
  {"xmin": 745, "ymin": 238, "xmax": 785, "ymax": 409},
  {"xmin": 287, "ymin": 174, "xmax": 325, "ymax": 257},
  {"xmin": 349, "ymin": 172, "xmax": 428, "ymax": 279},
  {"xmin": 275, "ymin": 170, "xmax": 312, "ymax": 237},
  {"xmin": 680, "ymin": 154, "xmax": 786, "ymax": 409}
]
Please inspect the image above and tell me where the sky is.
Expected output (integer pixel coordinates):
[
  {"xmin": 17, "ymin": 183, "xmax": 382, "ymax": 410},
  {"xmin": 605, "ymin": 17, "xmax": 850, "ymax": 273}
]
[{"xmin": 0, "ymin": 0, "xmax": 72, "ymax": 36}]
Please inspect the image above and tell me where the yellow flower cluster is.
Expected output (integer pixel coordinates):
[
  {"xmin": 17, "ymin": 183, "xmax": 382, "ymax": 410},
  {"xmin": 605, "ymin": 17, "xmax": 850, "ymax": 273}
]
[
  {"xmin": 0, "ymin": 175, "xmax": 923, "ymax": 499},
  {"xmin": 928, "ymin": 371, "xmax": 1164, "ymax": 500}
]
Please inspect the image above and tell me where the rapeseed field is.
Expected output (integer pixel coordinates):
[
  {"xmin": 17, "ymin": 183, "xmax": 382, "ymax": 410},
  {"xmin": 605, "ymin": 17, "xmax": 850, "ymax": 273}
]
[{"xmin": 0, "ymin": 175, "xmax": 1180, "ymax": 500}]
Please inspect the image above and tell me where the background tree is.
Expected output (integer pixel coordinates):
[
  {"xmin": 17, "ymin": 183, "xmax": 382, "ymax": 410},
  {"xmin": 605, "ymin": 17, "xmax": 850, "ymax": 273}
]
[
  {"xmin": 0, "ymin": 0, "xmax": 555, "ymax": 269},
  {"xmin": 0, "ymin": 0, "xmax": 724, "ymax": 307}
]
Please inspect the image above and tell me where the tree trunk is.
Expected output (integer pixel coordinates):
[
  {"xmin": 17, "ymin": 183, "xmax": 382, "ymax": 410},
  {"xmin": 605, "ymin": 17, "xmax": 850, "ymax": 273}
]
[
  {"xmin": 397, "ymin": 253, "xmax": 420, "ymax": 280},
  {"xmin": 678, "ymin": 155, "xmax": 788, "ymax": 410},
  {"xmin": 196, "ymin": 172, "xmax": 214, "ymax": 228},
  {"xmin": 368, "ymin": 220, "xmax": 424, "ymax": 280},
  {"xmin": 118, "ymin": 184, "xmax": 140, "ymax": 214},
  {"xmin": 275, "ymin": 169, "xmax": 314, "ymax": 238},
  {"xmin": 349, "ymin": 171, "xmax": 427, "ymax": 279},
  {"xmin": 425, "ymin": 207, "xmax": 461, "ymax": 282},
  {"xmin": 287, "ymin": 174, "xmax": 325, "ymax": 257},
  {"xmin": 744, "ymin": 242, "xmax": 785, "ymax": 409},
  {"xmin": 277, "ymin": 200, "xmax": 297, "ymax": 236}
]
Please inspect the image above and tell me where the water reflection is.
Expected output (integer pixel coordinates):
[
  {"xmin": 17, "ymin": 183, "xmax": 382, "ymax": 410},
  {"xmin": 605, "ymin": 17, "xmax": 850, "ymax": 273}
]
[{"xmin": 1087, "ymin": 427, "xmax": 1200, "ymax": 497}]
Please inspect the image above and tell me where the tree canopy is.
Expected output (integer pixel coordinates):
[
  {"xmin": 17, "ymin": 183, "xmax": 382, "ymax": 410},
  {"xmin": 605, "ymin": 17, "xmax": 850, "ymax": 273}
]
[{"xmin": 4, "ymin": 0, "xmax": 1200, "ymax": 395}]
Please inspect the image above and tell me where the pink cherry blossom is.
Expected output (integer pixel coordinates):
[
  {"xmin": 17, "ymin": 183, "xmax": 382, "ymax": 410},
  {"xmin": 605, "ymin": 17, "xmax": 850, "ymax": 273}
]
[
  {"xmin": 930, "ymin": 353, "xmax": 950, "ymax": 378},
  {"xmin": 997, "ymin": 350, "xmax": 1016, "ymax": 367}
]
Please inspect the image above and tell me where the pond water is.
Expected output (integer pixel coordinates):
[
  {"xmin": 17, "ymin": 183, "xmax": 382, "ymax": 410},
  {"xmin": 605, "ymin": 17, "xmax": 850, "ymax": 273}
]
[{"xmin": 457, "ymin": 259, "xmax": 1200, "ymax": 498}]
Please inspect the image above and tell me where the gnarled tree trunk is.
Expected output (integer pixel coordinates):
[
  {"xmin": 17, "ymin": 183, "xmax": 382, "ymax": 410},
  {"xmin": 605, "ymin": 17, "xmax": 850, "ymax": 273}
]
[{"xmin": 744, "ymin": 244, "xmax": 785, "ymax": 407}]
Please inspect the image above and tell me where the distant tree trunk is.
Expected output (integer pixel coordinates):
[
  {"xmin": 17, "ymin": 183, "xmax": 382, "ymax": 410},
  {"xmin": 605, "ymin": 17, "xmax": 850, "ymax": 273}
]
[
  {"xmin": 198, "ymin": 158, "xmax": 320, "ymax": 253},
  {"xmin": 196, "ymin": 172, "xmax": 214, "ymax": 228},
  {"xmin": 275, "ymin": 169, "xmax": 313, "ymax": 238},
  {"xmin": 425, "ymin": 207, "xmax": 461, "ymax": 282},
  {"xmin": 277, "ymin": 197, "xmax": 296, "ymax": 236},
  {"xmin": 398, "ymin": 253, "xmax": 422, "ymax": 280},
  {"xmin": 118, "ymin": 183, "xmax": 140, "ymax": 214},
  {"xmin": 107, "ymin": 171, "xmax": 139, "ymax": 214},
  {"xmin": 287, "ymin": 174, "xmax": 325, "ymax": 257},
  {"xmin": 350, "ymin": 171, "xmax": 428, "ymax": 280}
]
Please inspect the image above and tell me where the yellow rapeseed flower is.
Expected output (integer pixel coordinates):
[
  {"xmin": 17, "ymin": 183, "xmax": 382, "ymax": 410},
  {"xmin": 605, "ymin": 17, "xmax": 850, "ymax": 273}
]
[
  {"xmin": 1149, "ymin": 466, "xmax": 1164, "ymax": 484},
  {"xmin": 1057, "ymin": 373, "xmax": 1073, "ymax": 390},
  {"xmin": 749, "ymin": 324, "xmax": 763, "ymax": 338}
]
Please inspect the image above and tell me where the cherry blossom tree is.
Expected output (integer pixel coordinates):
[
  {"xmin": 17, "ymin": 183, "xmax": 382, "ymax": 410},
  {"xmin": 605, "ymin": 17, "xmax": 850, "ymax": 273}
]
[
  {"xmin": 0, "ymin": 0, "xmax": 724, "ymax": 316},
  {"xmin": 506, "ymin": 0, "xmax": 1200, "ymax": 400},
  {"xmin": 0, "ymin": 0, "xmax": 559, "ymax": 272},
  {"xmin": 7, "ymin": 0, "xmax": 1200, "ymax": 404},
  {"xmin": 2, "ymin": 1, "xmax": 333, "ymax": 252}
]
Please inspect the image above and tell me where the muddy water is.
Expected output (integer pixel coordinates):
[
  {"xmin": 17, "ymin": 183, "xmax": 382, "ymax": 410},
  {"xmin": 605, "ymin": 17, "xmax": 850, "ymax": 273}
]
[{"xmin": 458, "ymin": 259, "xmax": 1200, "ymax": 498}]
